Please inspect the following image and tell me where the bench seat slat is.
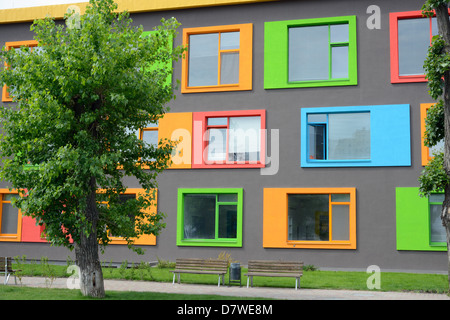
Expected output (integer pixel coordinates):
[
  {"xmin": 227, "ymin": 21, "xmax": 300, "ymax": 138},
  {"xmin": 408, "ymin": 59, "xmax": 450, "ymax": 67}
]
[
  {"xmin": 245, "ymin": 272, "xmax": 302, "ymax": 277},
  {"xmin": 245, "ymin": 260, "xmax": 303, "ymax": 290},
  {"xmin": 171, "ymin": 270, "xmax": 227, "ymax": 275},
  {"xmin": 171, "ymin": 258, "xmax": 228, "ymax": 287}
]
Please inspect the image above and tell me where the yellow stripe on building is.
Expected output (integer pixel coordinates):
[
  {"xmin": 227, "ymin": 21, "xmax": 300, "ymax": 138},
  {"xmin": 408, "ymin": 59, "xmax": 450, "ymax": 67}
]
[{"xmin": 0, "ymin": 0, "xmax": 277, "ymax": 24}]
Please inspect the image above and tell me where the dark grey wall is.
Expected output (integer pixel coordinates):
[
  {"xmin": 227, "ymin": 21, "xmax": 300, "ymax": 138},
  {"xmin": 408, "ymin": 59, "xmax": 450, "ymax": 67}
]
[{"xmin": 1, "ymin": 0, "xmax": 447, "ymax": 273}]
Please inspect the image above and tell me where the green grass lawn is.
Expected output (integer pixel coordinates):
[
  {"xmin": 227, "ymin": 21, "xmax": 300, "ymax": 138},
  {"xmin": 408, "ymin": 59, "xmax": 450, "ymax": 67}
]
[
  {"xmin": 0, "ymin": 285, "xmax": 270, "ymax": 300},
  {"xmin": 8, "ymin": 261, "xmax": 449, "ymax": 294}
]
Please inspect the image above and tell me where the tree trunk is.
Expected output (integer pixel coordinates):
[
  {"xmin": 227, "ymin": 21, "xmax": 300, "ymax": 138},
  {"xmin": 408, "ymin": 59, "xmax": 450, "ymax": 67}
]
[
  {"xmin": 436, "ymin": 4, "xmax": 450, "ymax": 292},
  {"xmin": 75, "ymin": 177, "xmax": 105, "ymax": 298}
]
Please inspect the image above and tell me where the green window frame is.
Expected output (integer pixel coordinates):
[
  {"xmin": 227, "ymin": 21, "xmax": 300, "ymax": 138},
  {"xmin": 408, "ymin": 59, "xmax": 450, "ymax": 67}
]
[
  {"xmin": 264, "ymin": 16, "xmax": 357, "ymax": 89},
  {"xmin": 177, "ymin": 188, "xmax": 243, "ymax": 247},
  {"xmin": 396, "ymin": 187, "xmax": 447, "ymax": 251},
  {"xmin": 428, "ymin": 194, "xmax": 447, "ymax": 246}
]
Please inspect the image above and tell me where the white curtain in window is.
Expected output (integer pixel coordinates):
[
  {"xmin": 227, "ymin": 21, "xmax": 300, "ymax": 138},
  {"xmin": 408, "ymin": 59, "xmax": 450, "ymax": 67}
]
[{"xmin": 228, "ymin": 116, "xmax": 261, "ymax": 162}]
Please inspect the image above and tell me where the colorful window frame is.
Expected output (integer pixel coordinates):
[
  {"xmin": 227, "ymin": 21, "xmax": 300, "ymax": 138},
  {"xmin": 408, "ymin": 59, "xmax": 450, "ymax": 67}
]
[
  {"xmin": 192, "ymin": 109, "xmax": 266, "ymax": 168},
  {"xmin": 106, "ymin": 188, "xmax": 158, "ymax": 246},
  {"xmin": 263, "ymin": 188, "xmax": 356, "ymax": 249},
  {"xmin": 396, "ymin": 187, "xmax": 447, "ymax": 251},
  {"xmin": 141, "ymin": 30, "xmax": 173, "ymax": 86},
  {"xmin": 0, "ymin": 189, "xmax": 22, "ymax": 242},
  {"xmin": 420, "ymin": 103, "xmax": 443, "ymax": 166},
  {"xmin": 301, "ymin": 104, "xmax": 411, "ymax": 167},
  {"xmin": 177, "ymin": 188, "xmax": 243, "ymax": 247},
  {"xmin": 389, "ymin": 10, "xmax": 445, "ymax": 83},
  {"xmin": 264, "ymin": 16, "xmax": 357, "ymax": 89},
  {"xmin": 138, "ymin": 120, "xmax": 159, "ymax": 167},
  {"xmin": 2, "ymin": 40, "xmax": 38, "ymax": 102},
  {"xmin": 181, "ymin": 23, "xmax": 253, "ymax": 93},
  {"xmin": 158, "ymin": 112, "xmax": 193, "ymax": 169}
]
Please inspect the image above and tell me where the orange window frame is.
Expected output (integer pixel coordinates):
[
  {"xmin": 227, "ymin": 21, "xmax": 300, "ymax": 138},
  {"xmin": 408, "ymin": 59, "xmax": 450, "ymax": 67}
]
[
  {"xmin": 138, "ymin": 122, "xmax": 159, "ymax": 170},
  {"xmin": 104, "ymin": 188, "xmax": 158, "ymax": 246},
  {"xmin": 420, "ymin": 103, "xmax": 443, "ymax": 166},
  {"xmin": 2, "ymin": 40, "xmax": 38, "ymax": 102},
  {"xmin": 0, "ymin": 189, "xmax": 22, "ymax": 242},
  {"xmin": 263, "ymin": 188, "xmax": 356, "ymax": 250},
  {"xmin": 181, "ymin": 23, "xmax": 253, "ymax": 93}
]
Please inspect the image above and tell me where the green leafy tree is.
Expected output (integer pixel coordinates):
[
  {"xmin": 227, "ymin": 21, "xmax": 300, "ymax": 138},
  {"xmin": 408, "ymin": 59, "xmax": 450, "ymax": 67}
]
[
  {"xmin": 420, "ymin": 0, "xmax": 450, "ymax": 290},
  {"xmin": 0, "ymin": 0, "xmax": 183, "ymax": 298}
]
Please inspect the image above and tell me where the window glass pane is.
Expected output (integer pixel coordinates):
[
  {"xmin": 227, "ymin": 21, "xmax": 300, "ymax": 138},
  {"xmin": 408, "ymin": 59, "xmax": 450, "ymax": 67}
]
[
  {"xmin": 208, "ymin": 128, "xmax": 227, "ymax": 161},
  {"xmin": 398, "ymin": 18, "xmax": 430, "ymax": 76},
  {"xmin": 125, "ymin": 127, "xmax": 140, "ymax": 139},
  {"xmin": 218, "ymin": 193, "xmax": 238, "ymax": 203},
  {"xmin": 288, "ymin": 194, "xmax": 329, "ymax": 241},
  {"xmin": 308, "ymin": 124, "xmax": 326, "ymax": 160},
  {"xmin": 183, "ymin": 194, "xmax": 216, "ymax": 239},
  {"xmin": 220, "ymin": 32, "xmax": 240, "ymax": 50},
  {"xmin": 331, "ymin": 205, "xmax": 349, "ymax": 241},
  {"xmin": 207, "ymin": 117, "xmax": 227, "ymax": 126},
  {"xmin": 220, "ymin": 52, "xmax": 239, "ymax": 84},
  {"xmin": 328, "ymin": 112, "xmax": 370, "ymax": 160},
  {"xmin": 188, "ymin": 33, "xmax": 219, "ymax": 86},
  {"xmin": 218, "ymin": 205, "xmax": 237, "ymax": 238},
  {"xmin": 430, "ymin": 204, "xmax": 446, "ymax": 242},
  {"xmin": 289, "ymin": 25, "xmax": 329, "ymax": 81},
  {"xmin": 4, "ymin": 194, "xmax": 19, "ymax": 202},
  {"xmin": 142, "ymin": 130, "xmax": 158, "ymax": 147},
  {"xmin": 228, "ymin": 116, "xmax": 261, "ymax": 162},
  {"xmin": 1, "ymin": 203, "xmax": 18, "ymax": 234},
  {"xmin": 429, "ymin": 138, "xmax": 444, "ymax": 157},
  {"xmin": 331, "ymin": 194, "xmax": 350, "ymax": 202},
  {"xmin": 144, "ymin": 121, "xmax": 159, "ymax": 128},
  {"xmin": 429, "ymin": 194, "xmax": 445, "ymax": 203},
  {"xmin": 432, "ymin": 17, "xmax": 438, "ymax": 36},
  {"xmin": 307, "ymin": 114, "xmax": 327, "ymax": 123},
  {"xmin": 331, "ymin": 46, "xmax": 349, "ymax": 79},
  {"xmin": 330, "ymin": 24, "xmax": 349, "ymax": 43}
]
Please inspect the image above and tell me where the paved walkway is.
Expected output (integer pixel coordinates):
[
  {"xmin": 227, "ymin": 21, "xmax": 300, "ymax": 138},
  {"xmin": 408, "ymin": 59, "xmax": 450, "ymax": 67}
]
[{"xmin": 9, "ymin": 276, "xmax": 450, "ymax": 300}]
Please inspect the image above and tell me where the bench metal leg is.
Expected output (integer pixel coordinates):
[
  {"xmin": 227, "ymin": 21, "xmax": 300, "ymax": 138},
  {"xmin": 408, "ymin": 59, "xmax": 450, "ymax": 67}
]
[
  {"xmin": 246, "ymin": 276, "xmax": 253, "ymax": 288},
  {"xmin": 172, "ymin": 273, "xmax": 176, "ymax": 285},
  {"xmin": 295, "ymin": 278, "xmax": 298, "ymax": 290}
]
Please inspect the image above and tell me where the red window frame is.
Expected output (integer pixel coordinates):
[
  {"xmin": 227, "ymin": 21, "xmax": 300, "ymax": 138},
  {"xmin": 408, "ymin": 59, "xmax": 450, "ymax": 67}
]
[
  {"xmin": 192, "ymin": 109, "xmax": 266, "ymax": 168},
  {"xmin": 389, "ymin": 10, "xmax": 446, "ymax": 84}
]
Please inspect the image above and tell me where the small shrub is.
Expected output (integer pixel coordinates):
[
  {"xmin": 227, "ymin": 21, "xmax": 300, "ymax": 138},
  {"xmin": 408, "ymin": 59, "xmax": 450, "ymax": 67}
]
[{"xmin": 156, "ymin": 256, "xmax": 175, "ymax": 269}]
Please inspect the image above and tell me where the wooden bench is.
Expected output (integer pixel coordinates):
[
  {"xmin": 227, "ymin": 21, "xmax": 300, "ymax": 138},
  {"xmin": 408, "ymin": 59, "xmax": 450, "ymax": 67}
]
[
  {"xmin": 0, "ymin": 257, "xmax": 21, "ymax": 285},
  {"xmin": 245, "ymin": 260, "xmax": 303, "ymax": 290},
  {"xmin": 170, "ymin": 258, "xmax": 228, "ymax": 287}
]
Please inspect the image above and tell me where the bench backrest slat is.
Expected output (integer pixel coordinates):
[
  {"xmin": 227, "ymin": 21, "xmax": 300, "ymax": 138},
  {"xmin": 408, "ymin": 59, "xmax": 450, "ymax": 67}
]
[
  {"xmin": 248, "ymin": 260, "xmax": 303, "ymax": 274},
  {"xmin": 0, "ymin": 257, "xmax": 14, "ymax": 272},
  {"xmin": 175, "ymin": 258, "xmax": 228, "ymax": 271}
]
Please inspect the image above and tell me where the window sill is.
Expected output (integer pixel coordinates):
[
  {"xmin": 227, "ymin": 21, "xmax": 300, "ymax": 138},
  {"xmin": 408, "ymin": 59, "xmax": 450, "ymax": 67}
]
[
  {"xmin": 193, "ymin": 162, "xmax": 265, "ymax": 169},
  {"xmin": 304, "ymin": 159, "xmax": 372, "ymax": 167},
  {"xmin": 178, "ymin": 239, "xmax": 241, "ymax": 247},
  {"xmin": 181, "ymin": 83, "xmax": 250, "ymax": 93},
  {"xmin": 266, "ymin": 78, "xmax": 357, "ymax": 89},
  {"xmin": 285, "ymin": 240, "xmax": 356, "ymax": 250},
  {"xmin": 0, "ymin": 235, "xmax": 20, "ymax": 242},
  {"xmin": 391, "ymin": 75, "xmax": 427, "ymax": 84}
]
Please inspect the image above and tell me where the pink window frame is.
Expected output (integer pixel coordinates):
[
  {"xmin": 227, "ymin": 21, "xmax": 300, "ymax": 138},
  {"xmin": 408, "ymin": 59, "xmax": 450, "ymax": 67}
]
[
  {"xmin": 389, "ymin": 10, "xmax": 436, "ymax": 84},
  {"xmin": 192, "ymin": 109, "xmax": 266, "ymax": 168}
]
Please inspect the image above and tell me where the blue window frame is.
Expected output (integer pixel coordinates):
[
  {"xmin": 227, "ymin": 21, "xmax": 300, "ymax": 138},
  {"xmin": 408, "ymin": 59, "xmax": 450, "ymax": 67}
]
[{"xmin": 301, "ymin": 104, "xmax": 411, "ymax": 167}]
